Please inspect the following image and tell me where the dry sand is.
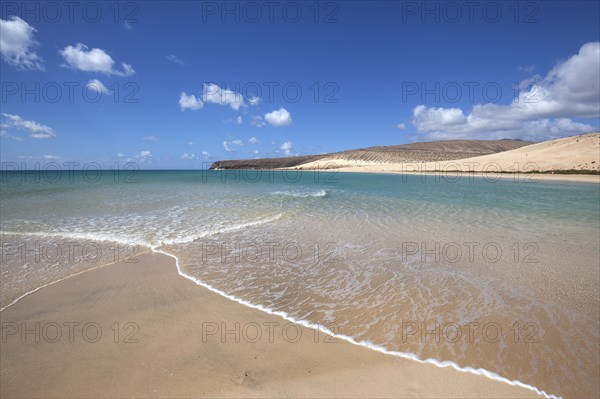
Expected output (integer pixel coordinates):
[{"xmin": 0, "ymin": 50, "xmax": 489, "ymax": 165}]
[
  {"xmin": 291, "ymin": 133, "xmax": 600, "ymax": 183},
  {"xmin": 0, "ymin": 253, "xmax": 542, "ymax": 398}
]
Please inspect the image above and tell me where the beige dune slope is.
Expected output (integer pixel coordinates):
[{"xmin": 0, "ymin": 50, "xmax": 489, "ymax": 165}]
[{"xmin": 293, "ymin": 133, "xmax": 600, "ymax": 176}]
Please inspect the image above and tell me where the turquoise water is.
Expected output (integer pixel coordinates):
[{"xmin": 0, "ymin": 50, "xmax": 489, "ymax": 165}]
[{"xmin": 1, "ymin": 169, "xmax": 599, "ymax": 398}]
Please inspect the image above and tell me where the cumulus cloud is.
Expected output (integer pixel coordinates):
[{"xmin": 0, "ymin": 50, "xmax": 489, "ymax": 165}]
[
  {"xmin": 59, "ymin": 43, "xmax": 134, "ymax": 76},
  {"xmin": 143, "ymin": 135, "xmax": 158, "ymax": 141},
  {"xmin": 1, "ymin": 113, "xmax": 55, "ymax": 139},
  {"xmin": 280, "ymin": 141, "xmax": 293, "ymax": 155},
  {"xmin": 139, "ymin": 150, "xmax": 152, "ymax": 158},
  {"xmin": 117, "ymin": 153, "xmax": 125, "ymax": 158},
  {"xmin": 411, "ymin": 42, "xmax": 600, "ymax": 141},
  {"xmin": 397, "ymin": 123, "xmax": 407, "ymax": 130},
  {"xmin": 43, "ymin": 154, "xmax": 59, "ymax": 160},
  {"xmin": 223, "ymin": 139, "xmax": 244, "ymax": 152},
  {"xmin": 202, "ymin": 83, "xmax": 245, "ymax": 110},
  {"xmin": 179, "ymin": 92, "xmax": 204, "ymax": 110},
  {"xmin": 85, "ymin": 79, "xmax": 111, "ymax": 94},
  {"xmin": 0, "ymin": 16, "xmax": 44, "ymax": 70},
  {"xmin": 265, "ymin": 107, "xmax": 292, "ymax": 127},
  {"xmin": 178, "ymin": 83, "xmax": 262, "ymax": 112},
  {"xmin": 248, "ymin": 136, "xmax": 260, "ymax": 144},
  {"xmin": 201, "ymin": 151, "xmax": 211, "ymax": 159}
]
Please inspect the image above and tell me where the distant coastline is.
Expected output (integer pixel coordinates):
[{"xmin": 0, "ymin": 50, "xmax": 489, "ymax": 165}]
[{"xmin": 209, "ymin": 133, "xmax": 600, "ymax": 183}]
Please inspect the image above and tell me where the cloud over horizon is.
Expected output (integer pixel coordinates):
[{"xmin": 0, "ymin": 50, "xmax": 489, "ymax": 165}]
[
  {"xmin": 1, "ymin": 113, "xmax": 56, "ymax": 139},
  {"xmin": 410, "ymin": 42, "xmax": 600, "ymax": 141}
]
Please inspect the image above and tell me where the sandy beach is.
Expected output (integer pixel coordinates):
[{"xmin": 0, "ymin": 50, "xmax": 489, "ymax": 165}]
[
  {"xmin": 1, "ymin": 3, "xmax": 598, "ymax": 398},
  {"xmin": 0, "ymin": 252, "xmax": 542, "ymax": 398}
]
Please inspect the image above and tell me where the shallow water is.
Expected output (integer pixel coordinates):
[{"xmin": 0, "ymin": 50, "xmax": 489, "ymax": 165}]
[{"xmin": 1, "ymin": 169, "xmax": 598, "ymax": 398}]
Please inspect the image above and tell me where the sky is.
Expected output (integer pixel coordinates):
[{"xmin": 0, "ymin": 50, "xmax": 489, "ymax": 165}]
[{"xmin": 1, "ymin": 0, "xmax": 599, "ymax": 169}]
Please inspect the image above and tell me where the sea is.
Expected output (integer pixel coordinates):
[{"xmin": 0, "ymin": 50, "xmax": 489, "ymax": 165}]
[{"xmin": 1, "ymin": 168, "xmax": 598, "ymax": 398}]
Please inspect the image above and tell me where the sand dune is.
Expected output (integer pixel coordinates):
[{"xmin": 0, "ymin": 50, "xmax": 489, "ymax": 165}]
[
  {"xmin": 292, "ymin": 133, "xmax": 600, "ymax": 178},
  {"xmin": 210, "ymin": 139, "xmax": 530, "ymax": 169}
]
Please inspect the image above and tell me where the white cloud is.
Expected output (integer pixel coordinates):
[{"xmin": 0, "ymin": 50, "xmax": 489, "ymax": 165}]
[
  {"xmin": 202, "ymin": 83, "xmax": 245, "ymax": 110},
  {"xmin": 179, "ymin": 92, "xmax": 204, "ymax": 110},
  {"xmin": 85, "ymin": 79, "xmax": 111, "ymax": 94},
  {"xmin": 166, "ymin": 54, "xmax": 184, "ymax": 65},
  {"xmin": 251, "ymin": 115, "xmax": 266, "ymax": 128},
  {"xmin": 397, "ymin": 123, "xmax": 407, "ymax": 130},
  {"xmin": 187, "ymin": 141, "xmax": 194, "ymax": 145},
  {"xmin": 1, "ymin": 113, "xmax": 55, "ymax": 139},
  {"xmin": 411, "ymin": 42, "xmax": 600, "ymax": 141},
  {"xmin": 181, "ymin": 153, "xmax": 195, "ymax": 160},
  {"xmin": 117, "ymin": 153, "xmax": 125, "ymax": 158},
  {"xmin": 201, "ymin": 151, "xmax": 211, "ymax": 159},
  {"xmin": 280, "ymin": 141, "xmax": 292, "ymax": 151},
  {"xmin": 59, "ymin": 43, "xmax": 134, "ymax": 76},
  {"xmin": 43, "ymin": 154, "xmax": 59, "ymax": 160},
  {"xmin": 223, "ymin": 139, "xmax": 244, "ymax": 152},
  {"xmin": 236, "ymin": 116, "xmax": 243, "ymax": 124},
  {"xmin": 143, "ymin": 135, "xmax": 158, "ymax": 141},
  {"xmin": 280, "ymin": 141, "xmax": 293, "ymax": 155},
  {"xmin": 0, "ymin": 16, "xmax": 44, "ymax": 70},
  {"xmin": 252, "ymin": 149, "xmax": 260, "ymax": 155},
  {"xmin": 265, "ymin": 107, "xmax": 292, "ymax": 127},
  {"xmin": 248, "ymin": 136, "xmax": 260, "ymax": 144},
  {"xmin": 178, "ymin": 83, "xmax": 261, "ymax": 112},
  {"xmin": 139, "ymin": 150, "xmax": 152, "ymax": 158}
]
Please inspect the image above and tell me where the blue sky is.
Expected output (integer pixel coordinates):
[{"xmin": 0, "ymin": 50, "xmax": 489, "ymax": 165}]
[{"xmin": 1, "ymin": 1, "xmax": 599, "ymax": 168}]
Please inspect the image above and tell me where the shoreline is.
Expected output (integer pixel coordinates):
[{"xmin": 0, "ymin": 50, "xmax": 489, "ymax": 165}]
[
  {"xmin": 320, "ymin": 168, "xmax": 600, "ymax": 183},
  {"xmin": 1, "ymin": 251, "xmax": 546, "ymax": 398}
]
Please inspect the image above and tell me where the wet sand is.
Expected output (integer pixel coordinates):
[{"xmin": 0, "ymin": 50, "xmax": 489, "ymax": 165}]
[{"xmin": 0, "ymin": 252, "xmax": 542, "ymax": 398}]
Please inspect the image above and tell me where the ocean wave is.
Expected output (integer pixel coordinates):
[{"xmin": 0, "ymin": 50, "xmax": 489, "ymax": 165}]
[
  {"xmin": 270, "ymin": 189, "xmax": 328, "ymax": 198},
  {"xmin": 0, "ymin": 229, "xmax": 152, "ymax": 247},
  {"xmin": 0, "ymin": 213, "xmax": 284, "ymax": 249},
  {"xmin": 157, "ymin": 213, "xmax": 284, "ymax": 246}
]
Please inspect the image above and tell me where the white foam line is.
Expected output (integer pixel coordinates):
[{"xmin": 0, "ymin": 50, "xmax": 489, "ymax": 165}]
[
  {"xmin": 155, "ymin": 248, "xmax": 562, "ymax": 399},
  {"xmin": 1, "ymin": 213, "xmax": 283, "ymax": 248},
  {"xmin": 159, "ymin": 213, "xmax": 284, "ymax": 245}
]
